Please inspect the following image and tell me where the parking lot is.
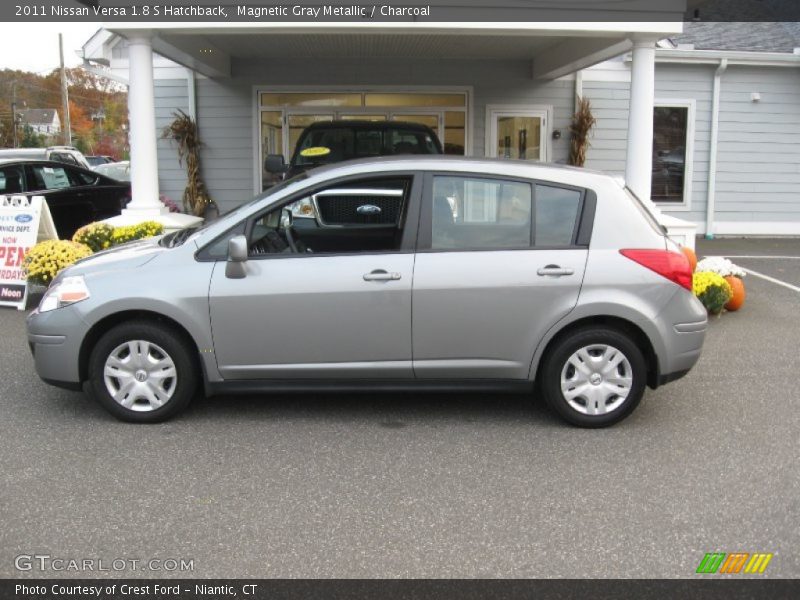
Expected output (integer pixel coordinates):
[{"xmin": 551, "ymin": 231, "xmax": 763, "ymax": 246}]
[{"xmin": 1, "ymin": 238, "xmax": 798, "ymax": 578}]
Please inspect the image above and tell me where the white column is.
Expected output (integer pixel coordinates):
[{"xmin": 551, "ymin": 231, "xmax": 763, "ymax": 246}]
[
  {"xmin": 625, "ymin": 38, "xmax": 656, "ymax": 202},
  {"xmin": 625, "ymin": 38, "xmax": 698, "ymax": 250},
  {"xmin": 124, "ymin": 33, "xmax": 166, "ymax": 216},
  {"xmin": 105, "ymin": 33, "xmax": 203, "ymax": 231}
]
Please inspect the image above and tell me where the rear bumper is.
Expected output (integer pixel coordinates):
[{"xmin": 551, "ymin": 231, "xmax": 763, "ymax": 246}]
[
  {"xmin": 648, "ymin": 288, "xmax": 708, "ymax": 388},
  {"xmin": 651, "ymin": 318, "xmax": 706, "ymax": 388}
]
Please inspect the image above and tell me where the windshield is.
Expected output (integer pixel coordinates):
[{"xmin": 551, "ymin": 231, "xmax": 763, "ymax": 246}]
[
  {"xmin": 160, "ymin": 172, "xmax": 308, "ymax": 248},
  {"xmin": 294, "ymin": 127, "xmax": 440, "ymax": 166}
]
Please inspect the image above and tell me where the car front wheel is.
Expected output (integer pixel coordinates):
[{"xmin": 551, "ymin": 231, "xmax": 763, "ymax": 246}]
[
  {"xmin": 88, "ymin": 321, "xmax": 197, "ymax": 423},
  {"xmin": 539, "ymin": 327, "xmax": 646, "ymax": 428}
]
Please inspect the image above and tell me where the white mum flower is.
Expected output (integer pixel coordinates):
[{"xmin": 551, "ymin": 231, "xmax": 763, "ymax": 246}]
[{"xmin": 695, "ymin": 257, "xmax": 746, "ymax": 278}]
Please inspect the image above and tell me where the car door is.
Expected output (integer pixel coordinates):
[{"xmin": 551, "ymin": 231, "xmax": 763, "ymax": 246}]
[
  {"xmin": 412, "ymin": 173, "xmax": 592, "ymax": 379},
  {"xmin": 65, "ymin": 167, "xmax": 128, "ymax": 221},
  {"xmin": 208, "ymin": 172, "xmax": 422, "ymax": 380}
]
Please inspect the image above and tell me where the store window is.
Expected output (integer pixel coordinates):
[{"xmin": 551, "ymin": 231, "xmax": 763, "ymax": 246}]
[{"xmin": 652, "ymin": 103, "xmax": 694, "ymax": 205}]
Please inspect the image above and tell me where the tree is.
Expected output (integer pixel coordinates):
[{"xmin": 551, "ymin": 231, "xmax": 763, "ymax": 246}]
[
  {"xmin": 20, "ymin": 124, "xmax": 45, "ymax": 148},
  {"xmin": 66, "ymin": 99, "xmax": 96, "ymax": 151},
  {"xmin": 1, "ymin": 67, "xmax": 127, "ymax": 152}
]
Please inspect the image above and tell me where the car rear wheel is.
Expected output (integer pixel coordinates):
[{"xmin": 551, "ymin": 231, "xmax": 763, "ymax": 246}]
[
  {"xmin": 88, "ymin": 321, "xmax": 196, "ymax": 423},
  {"xmin": 539, "ymin": 327, "xmax": 646, "ymax": 428}
]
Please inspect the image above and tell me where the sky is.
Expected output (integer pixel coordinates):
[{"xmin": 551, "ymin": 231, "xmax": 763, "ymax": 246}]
[{"xmin": 0, "ymin": 23, "xmax": 101, "ymax": 74}]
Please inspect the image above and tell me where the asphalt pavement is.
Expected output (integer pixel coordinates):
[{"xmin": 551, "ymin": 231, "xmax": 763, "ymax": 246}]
[{"xmin": 1, "ymin": 238, "xmax": 798, "ymax": 578}]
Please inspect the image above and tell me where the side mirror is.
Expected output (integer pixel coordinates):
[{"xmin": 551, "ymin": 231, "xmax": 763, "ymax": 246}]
[
  {"xmin": 225, "ymin": 234, "xmax": 248, "ymax": 279},
  {"xmin": 265, "ymin": 154, "xmax": 287, "ymax": 174}
]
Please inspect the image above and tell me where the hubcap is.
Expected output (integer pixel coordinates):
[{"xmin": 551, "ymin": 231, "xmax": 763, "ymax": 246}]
[
  {"xmin": 103, "ymin": 340, "xmax": 178, "ymax": 412},
  {"xmin": 560, "ymin": 344, "xmax": 633, "ymax": 416}
]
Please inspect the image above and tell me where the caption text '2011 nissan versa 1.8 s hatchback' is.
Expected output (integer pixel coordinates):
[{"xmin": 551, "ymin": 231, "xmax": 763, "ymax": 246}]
[{"xmin": 26, "ymin": 157, "xmax": 707, "ymax": 427}]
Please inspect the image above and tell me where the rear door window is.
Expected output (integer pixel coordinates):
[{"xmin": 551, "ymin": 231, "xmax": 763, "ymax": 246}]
[
  {"xmin": 430, "ymin": 175, "xmax": 533, "ymax": 250},
  {"xmin": 28, "ymin": 165, "xmax": 72, "ymax": 191}
]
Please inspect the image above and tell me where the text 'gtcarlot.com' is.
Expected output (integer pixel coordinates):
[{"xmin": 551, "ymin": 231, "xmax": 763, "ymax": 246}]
[{"xmin": 14, "ymin": 554, "xmax": 194, "ymax": 572}]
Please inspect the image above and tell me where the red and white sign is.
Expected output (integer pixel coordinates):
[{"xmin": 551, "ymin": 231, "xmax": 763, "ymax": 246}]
[{"xmin": 0, "ymin": 195, "xmax": 56, "ymax": 310}]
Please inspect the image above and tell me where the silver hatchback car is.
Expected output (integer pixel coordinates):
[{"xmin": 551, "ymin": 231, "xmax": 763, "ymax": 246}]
[{"xmin": 27, "ymin": 157, "xmax": 706, "ymax": 427}]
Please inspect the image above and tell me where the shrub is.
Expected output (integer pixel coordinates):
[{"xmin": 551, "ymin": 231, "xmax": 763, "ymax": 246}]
[
  {"xmin": 72, "ymin": 222, "xmax": 115, "ymax": 253},
  {"xmin": 693, "ymin": 271, "xmax": 733, "ymax": 315},
  {"xmin": 111, "ymin": 221, "xmax": 165, "ymax": 245},
  {"xmin": 22, "ymin": 240, "xmax": 92, "ymax": 286}
]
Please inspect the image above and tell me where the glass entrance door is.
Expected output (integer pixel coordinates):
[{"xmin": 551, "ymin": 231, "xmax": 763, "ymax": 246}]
[{"xmin": 488, "ymin": 109, "xmax": 548, "ymax": 162}]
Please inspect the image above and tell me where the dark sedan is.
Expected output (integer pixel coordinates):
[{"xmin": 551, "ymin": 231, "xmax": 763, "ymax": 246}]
[{"xmin": 0, "ymin": 159, "xmax": 130, "ymax": 239}]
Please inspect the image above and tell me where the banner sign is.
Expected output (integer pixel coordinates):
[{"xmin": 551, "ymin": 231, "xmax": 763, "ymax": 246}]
[
  {"xmin": 4, "ymin": 0, "xmax": 799, "ymax": 23},
  {"xmin": 0, "ymin": 195, "xmax": 57, "ymax": 311}
]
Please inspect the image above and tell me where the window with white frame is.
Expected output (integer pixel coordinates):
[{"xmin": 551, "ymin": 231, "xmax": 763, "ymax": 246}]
[{"xmin": 651, "ymin": 100, "xmax": 695, "ymax": 206}]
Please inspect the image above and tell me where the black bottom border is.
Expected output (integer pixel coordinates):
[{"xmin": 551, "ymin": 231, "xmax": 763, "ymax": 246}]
[{"xmin": 3, "ymin": 579, "xmax": 799, "ymax": 600}]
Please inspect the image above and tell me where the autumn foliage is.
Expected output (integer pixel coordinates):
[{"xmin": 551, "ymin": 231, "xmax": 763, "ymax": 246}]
[{"xmin": 1, "ymin": 67, "xmax": 127, "ymax": 157}]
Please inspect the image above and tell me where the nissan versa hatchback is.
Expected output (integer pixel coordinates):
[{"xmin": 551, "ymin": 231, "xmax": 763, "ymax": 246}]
[{"xmin": 26, "ymin": 157, "xmax": 707, "ymax": 427}]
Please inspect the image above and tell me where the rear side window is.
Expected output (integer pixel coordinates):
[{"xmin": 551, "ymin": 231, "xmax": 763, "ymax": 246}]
[
  {"xmin": 431, "ymin": 176, "xmax": 532, "ymax": 250},
  {"xmin": 66, "ymin": 167, "xmax": 98, "ymax": 186},
  {"xmin": 534, "ymin": 185, "xmax": 582, "ymax": 247}
]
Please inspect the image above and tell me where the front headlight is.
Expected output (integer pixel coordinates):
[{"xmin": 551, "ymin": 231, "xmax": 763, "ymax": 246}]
[{"xmin": 38, "ymin": 276, "xmax": 91, "ymax": 313}]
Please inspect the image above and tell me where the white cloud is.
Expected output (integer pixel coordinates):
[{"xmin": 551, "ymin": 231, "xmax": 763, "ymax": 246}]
[{"xmin": 0, "ymin": 23, "xmax": 101, "ymax": 74}]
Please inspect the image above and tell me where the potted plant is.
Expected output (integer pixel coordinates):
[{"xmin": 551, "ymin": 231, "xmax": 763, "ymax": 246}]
[{"xmin": 695, "ymin": 257, "xmax": 746, "ymax": 311}]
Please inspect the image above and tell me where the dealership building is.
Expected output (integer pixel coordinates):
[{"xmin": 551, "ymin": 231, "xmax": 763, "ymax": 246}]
[{"xmin": 81, "ymin": 2, "xmax": 800, "ymax": 241}]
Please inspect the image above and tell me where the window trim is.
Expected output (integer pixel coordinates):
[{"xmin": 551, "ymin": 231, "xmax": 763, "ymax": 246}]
[
  {"xmin": 417, "ymin": 172, "xmax": 592, "ymax": 253},
  {"xmin": 652, "ymin": 98, "xmax": 695, "ymax": 212},
  {"xmin": 195, "ymin": 171, "xmax": 424, "ymax": 262}
]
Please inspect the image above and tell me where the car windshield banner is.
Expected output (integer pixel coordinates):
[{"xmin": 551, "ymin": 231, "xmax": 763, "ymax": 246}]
[{"xmin": 0, "ymin": 195, "xmax": 51, "ymax": 310}]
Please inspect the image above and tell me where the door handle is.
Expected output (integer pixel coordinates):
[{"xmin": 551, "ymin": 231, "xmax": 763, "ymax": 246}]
[
  {"xmin": 363, "ymin": 270, "xmax": 400, "ymax": 282},
  {"xmin": 537, "ymin": 265, "xmax": 574, "ymax": 277},
  {"xmin": 363, "ymin": 269, "xmax": 401, "ymax": 282}
]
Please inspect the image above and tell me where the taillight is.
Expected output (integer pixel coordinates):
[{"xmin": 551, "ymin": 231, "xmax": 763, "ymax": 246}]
[{"xmin": 620, "ymin": 249, "xmax": 693, "ymax": 291}]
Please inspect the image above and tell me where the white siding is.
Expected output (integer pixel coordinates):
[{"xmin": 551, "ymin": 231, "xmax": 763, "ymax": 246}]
[
  {"xmin": 714, "ymin": 65, "xmax": 800, "ymax": 224},
  {"xmin": 154, "ymin": 79, "xmax": 190, "ymax": 209}
]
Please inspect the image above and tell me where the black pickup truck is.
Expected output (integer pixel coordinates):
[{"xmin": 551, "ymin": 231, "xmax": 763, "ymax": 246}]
[{"xmin": 264, "ymin": 120, "xmax": 443, "ymax": 183}]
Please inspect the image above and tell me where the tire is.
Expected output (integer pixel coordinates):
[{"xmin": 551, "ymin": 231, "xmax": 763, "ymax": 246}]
[
  {"xmin": 88, "ymin": 320, "xmax": 197, "ymax": 423},
  {"xmin": 539, "ymin": 327, "xmax": 646, "ymax": 428}
]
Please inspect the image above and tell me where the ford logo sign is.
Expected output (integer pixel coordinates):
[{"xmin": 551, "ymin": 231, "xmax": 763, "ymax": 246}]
[
  {"xmin": 356, "ymin": 204, "xmax": 381, "ymax": 215},
  {"xmin": 15, "ymin": 214, "xmax": 33, "ymax": 223}
]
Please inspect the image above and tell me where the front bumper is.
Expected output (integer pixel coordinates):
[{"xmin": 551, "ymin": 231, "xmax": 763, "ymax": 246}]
[{"xmin": 26, "ymin": 306, "xmax": 86, "ymax": 389}]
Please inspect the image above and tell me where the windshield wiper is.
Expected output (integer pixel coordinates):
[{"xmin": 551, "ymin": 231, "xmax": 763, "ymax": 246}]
[{"xmin": 161, "ymin": 226, "xmax": 199, "ymax": 248}]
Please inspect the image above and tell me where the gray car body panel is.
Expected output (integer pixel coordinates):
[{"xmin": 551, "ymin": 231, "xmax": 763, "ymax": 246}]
[{"xmin": 27, "ymin": 156, "xmax": 706, "ymax": 397}]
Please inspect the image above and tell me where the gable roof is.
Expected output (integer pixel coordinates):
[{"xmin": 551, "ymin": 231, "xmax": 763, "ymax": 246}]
[
  {"xmin": 18, "ymin": 109, "xmax": 59, "ymax": 125},
  {"xmin": 678, "ymin": 1, "xmax": 800, "ymax": 53}
]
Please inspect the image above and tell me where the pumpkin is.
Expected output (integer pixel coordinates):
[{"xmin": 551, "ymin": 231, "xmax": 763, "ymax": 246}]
[
  {"xmin": 724, "ymin": 276, "xmax": 746, "ymax": 311},
  {"xmin": 681, "ymin": 246, "xmax": 698, "ymax": 272}
]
